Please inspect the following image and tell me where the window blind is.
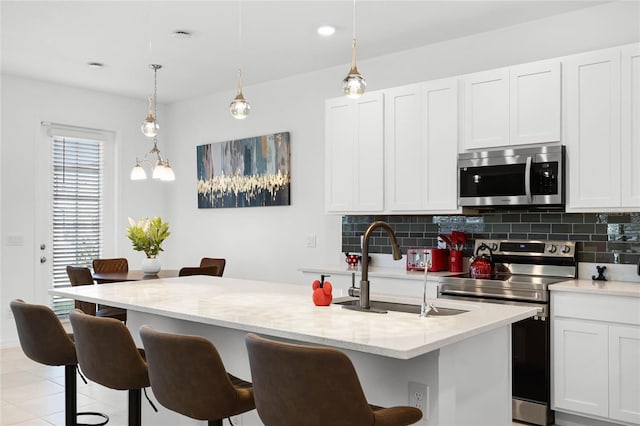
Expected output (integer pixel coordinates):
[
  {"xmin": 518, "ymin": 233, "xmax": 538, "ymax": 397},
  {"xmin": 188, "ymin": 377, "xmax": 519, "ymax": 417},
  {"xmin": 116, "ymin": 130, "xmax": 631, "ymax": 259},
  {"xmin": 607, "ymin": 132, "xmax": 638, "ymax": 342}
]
[{"xmin": 51, "ymin": 136, "xmax": 103, "ymax": 315}]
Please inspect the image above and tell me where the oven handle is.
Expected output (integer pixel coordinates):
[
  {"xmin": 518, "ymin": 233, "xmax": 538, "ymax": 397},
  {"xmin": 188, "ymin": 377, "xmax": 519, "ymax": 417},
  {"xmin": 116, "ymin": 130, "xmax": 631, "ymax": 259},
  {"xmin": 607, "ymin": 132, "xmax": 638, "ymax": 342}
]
[
  {"xmin": 525, "ymin": 156, "xmax": 532, "ymax": 204},
  {"xmin": 438, "ymin": 292, "xmax": 548, "ymax": 318}
]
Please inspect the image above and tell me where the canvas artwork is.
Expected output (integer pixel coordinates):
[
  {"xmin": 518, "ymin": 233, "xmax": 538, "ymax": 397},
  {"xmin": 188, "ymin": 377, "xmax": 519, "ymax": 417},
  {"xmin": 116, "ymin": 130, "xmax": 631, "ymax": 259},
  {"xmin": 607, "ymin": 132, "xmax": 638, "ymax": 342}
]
[{"xmin": 196, "ymin": 132, "xmax": 291, "ymax": 208}]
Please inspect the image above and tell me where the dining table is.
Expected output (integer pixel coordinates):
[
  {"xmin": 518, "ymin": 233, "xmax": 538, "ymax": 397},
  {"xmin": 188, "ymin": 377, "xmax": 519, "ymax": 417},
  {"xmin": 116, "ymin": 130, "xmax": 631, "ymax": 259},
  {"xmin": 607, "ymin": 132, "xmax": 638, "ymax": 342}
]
[{"xmin": 92, "ymin": 269, "xmax": 179, "ymax": 283}]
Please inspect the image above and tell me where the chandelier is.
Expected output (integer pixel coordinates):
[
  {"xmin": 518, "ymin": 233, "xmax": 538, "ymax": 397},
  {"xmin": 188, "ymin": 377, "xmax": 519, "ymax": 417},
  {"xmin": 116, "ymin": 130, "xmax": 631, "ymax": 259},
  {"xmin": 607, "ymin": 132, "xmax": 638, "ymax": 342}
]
[{"xmin": 131, "ymin": 64, "xmax": 175, "ymax": 181}]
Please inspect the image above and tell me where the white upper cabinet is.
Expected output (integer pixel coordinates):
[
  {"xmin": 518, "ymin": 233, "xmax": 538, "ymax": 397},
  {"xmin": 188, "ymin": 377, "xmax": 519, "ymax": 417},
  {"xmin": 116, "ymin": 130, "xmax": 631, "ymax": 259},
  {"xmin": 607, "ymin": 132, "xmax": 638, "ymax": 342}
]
[
  {"xmin": 325, "ymin": 92, "xmax": 384, "ymax": 213},
  {"xmin": 510, "ymin": 61, "xmax": 561, "ymax": 145},
  {"xmin": 564, "ymin": 44, "xmax": 640, "ymax": 211},
  {"xmin": 621, "ymin": 43, "xmax": 640, "ymax": 208},
  {"xmin": 385, "ymin": 79, "xmax": 459, "ymax": 212},
  {"xmin": 462, "ymin": 60, "xmax": 561, "ymax": 151},
  {"xmin": 463, "ymin": 68, "xmax": 510, "ymax": 150}
]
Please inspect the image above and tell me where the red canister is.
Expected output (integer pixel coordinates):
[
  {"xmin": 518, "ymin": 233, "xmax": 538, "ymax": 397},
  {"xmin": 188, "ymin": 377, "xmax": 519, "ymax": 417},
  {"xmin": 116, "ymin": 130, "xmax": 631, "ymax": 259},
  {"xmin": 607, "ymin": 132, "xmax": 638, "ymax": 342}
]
[
  {"xmin": 426, "ymin": 248, "xmax": 449, "ymax": 272},
  {"xmin": 449, "ymin": 250, "xmax": 464, "ymax": 273}
]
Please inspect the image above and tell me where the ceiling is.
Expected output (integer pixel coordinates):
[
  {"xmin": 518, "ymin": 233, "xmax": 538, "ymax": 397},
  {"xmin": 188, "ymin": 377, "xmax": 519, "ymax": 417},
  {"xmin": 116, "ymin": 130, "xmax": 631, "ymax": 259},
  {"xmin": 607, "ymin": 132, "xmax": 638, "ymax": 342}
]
[{"xmin": 1, "ymin": 1, "xmax": 608, "ymax": 104}]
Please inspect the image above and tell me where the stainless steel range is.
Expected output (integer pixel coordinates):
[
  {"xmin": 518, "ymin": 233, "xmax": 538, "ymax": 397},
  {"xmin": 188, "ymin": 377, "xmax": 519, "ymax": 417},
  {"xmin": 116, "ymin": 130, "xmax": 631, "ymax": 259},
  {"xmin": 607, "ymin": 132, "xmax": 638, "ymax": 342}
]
[{"xmin": 438, "ymin": 239, "xmax": 577, "ymax": 426}]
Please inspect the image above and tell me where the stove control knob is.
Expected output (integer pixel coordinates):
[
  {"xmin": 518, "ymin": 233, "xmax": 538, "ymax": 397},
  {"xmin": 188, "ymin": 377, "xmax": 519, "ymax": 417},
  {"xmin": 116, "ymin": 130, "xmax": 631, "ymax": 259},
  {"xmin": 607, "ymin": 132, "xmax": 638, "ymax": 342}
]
[
  {"xmin": 561, "ymin": 245, "xmax": 571, "ymax": 254},
  {"xmin": 546, "ymin": 244, "xmax": 557, "ymax": 253},
  {"xmin": 490, "ymin": 242, "xmax": 498, "ymax": 251}
]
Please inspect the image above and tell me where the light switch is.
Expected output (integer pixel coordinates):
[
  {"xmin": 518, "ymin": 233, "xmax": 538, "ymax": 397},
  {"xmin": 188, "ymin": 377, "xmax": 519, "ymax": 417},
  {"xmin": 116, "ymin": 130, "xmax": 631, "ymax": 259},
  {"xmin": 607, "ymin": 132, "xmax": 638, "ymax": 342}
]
[{"xmin": 306, "ymin": 234, "xmax": 316, "ymax": 248}]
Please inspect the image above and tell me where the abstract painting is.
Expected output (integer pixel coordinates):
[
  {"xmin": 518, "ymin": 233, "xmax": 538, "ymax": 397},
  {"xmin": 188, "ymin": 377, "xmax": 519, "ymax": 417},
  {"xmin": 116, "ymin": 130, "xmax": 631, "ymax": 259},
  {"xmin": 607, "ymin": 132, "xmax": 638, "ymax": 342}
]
[{"xmin": 196, "ymin": 132, "xmax": 290, "ymax": 208}]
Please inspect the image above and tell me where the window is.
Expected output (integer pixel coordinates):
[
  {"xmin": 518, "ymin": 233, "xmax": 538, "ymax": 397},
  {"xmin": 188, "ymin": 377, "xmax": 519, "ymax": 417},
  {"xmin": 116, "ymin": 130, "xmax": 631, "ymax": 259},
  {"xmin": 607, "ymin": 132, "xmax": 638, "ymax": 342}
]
[{"xmin": 50, "ymin": 136, "xmax": 103, "ymax": 315}]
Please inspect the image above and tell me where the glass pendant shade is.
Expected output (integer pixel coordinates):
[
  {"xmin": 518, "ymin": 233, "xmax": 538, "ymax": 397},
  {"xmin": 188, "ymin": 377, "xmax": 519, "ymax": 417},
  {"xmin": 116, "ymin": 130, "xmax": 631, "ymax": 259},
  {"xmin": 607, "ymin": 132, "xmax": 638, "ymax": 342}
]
[
  {"xmin": 230, "ymin": 69, "xmax": 250, "ymax": 119},
  {"xmin": 141, "ymin": 97, "xmax": 159, "ymax": 137},
  {"xmin": 162, "ymin": 163, "xmax": 176, "ymax": 181},
  {"xmin": 152, "ymin": 160, "xmax": 167, "ymax": 179},
  {"xmin": 343, "ymin": 38, "xmax": 366, "ymax": 98},
  {"xmin": 130, "ymin": 161, "xmax": 147, "ymax": 180}
]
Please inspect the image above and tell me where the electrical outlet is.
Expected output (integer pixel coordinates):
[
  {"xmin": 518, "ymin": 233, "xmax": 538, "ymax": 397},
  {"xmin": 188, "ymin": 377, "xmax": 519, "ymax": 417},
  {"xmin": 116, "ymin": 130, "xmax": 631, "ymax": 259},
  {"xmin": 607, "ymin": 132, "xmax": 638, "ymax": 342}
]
[
  {"xmin": 409, "ymin": 381, "xmax": 428, "ymax": 422},
  {"xmin": 229, "ymin": 415, "xmax": 242, "ymax": 426}
]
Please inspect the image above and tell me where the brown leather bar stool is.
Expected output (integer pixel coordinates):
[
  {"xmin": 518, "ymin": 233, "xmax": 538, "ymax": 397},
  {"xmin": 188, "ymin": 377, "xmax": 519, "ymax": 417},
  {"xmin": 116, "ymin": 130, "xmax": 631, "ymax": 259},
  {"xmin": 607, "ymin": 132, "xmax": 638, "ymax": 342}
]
[
  {"xmin": 69, "ymin": 309, "xmax": 154, "ymax": 426},
  {"xmin": 66, "ymin": 265, "xmax": 127, "ymax": 321},
  {"xmin": 139, "ymin": 325, "xmax": 255, "ymax": 426},
  {"xmin": 199, "ymin": 257, "xmax": 226, "ymax": 276},
  {"xmin": 10, "ymin": 299, "xmax": 109, "ymax": 426},
  {"xmin": 245, "ymin": 333, "xmax": 423, "ymax": 426},
  {"xmin": 178, "ymin": 265, "xmax": 219, "ymax": 277}
]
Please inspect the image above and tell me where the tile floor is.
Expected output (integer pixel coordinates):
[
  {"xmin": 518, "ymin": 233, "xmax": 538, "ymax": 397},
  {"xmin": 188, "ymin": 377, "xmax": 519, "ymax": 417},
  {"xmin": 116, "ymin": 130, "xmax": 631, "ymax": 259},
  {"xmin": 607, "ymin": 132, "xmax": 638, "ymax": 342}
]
[
  {"xmin": 2, "ymin": 344, "xmax": 533, "ymax": 426},
  {"xmin": 1, "ymin": 345, "xmax": 130, "ymax": 426}
]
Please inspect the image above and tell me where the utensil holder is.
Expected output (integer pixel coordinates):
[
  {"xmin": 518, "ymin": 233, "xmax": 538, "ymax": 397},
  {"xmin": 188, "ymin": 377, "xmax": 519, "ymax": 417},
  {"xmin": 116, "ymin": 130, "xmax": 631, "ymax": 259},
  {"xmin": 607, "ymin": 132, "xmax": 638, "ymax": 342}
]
[{"xmin": 449, "ymin": 250, "xmax": 463, "ymax": 272}]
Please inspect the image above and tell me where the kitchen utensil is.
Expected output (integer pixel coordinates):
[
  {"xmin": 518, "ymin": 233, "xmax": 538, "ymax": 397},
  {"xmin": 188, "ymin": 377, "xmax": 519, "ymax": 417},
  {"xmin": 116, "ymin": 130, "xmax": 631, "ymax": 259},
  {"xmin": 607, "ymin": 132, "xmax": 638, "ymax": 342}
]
[
  {"xmin": 469, "ymin": 243, "xmax": 494, "ymax": 279},
  {"xmin": 438, "ymin": 234, "xmax": 453, "ymax": 249}
]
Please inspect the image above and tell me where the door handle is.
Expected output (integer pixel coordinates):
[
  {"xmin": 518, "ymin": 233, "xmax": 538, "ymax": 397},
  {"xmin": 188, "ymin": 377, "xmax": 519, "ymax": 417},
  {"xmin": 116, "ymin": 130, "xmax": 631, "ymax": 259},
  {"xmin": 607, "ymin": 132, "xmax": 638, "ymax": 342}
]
[
  {"xmin": 40, "ymin": 256, "xmax": 47, "ymax": 263},
  {"xmin": 524, "ymin": 156, "xmax": 532, "ymax": 204}
]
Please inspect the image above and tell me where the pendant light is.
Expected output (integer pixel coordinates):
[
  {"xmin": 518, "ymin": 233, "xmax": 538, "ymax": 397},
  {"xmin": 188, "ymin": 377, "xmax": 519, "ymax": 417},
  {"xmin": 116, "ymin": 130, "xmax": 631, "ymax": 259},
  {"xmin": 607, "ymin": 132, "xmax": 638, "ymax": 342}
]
[
  {"xmin": 343, "ymin": 0, "xmax": 366, "ymax": 98},
  {"xmin": 230, "ymin": 0, "xmax": 251, "ymax": 119},
  {"xmin": 131, "ymin": 64, "xmax": 175, "ymax": 182},
  {"xmin": 141, "ymin": 64, "xmax": 161, "ymax": 137}
]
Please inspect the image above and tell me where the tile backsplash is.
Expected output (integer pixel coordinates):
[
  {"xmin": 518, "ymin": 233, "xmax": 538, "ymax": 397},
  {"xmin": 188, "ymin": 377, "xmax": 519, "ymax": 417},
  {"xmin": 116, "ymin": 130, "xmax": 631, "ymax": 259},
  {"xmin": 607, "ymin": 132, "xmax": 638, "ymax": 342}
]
[{"xmin": 342, "ymin": 212, "xmax": 640, "ymax": 265}]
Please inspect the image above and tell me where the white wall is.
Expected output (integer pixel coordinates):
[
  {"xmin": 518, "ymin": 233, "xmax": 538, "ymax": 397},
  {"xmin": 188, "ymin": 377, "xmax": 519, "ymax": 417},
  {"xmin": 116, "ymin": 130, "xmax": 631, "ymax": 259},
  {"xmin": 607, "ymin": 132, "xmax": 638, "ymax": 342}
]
[{"xmin": 1, "ymin": 1, "xmax": 638, "ymax": 346}]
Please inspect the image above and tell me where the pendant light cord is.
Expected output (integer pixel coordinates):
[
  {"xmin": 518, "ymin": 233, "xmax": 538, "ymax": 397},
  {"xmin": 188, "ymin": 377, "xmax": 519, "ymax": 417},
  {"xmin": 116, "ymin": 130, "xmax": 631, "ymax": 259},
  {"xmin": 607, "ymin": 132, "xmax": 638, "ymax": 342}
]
[{"xmin": 352, "ymin": 0, "xmax": 356, "ymax": 40}]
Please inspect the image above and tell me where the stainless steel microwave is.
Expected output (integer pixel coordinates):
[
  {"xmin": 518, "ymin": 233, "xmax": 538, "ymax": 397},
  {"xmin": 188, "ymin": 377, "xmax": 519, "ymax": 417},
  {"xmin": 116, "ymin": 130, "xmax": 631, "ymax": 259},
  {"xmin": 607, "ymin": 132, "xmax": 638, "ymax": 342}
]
[{"xmin": 458, "ymin": 144, "xmax": 565, "ymax": 208}]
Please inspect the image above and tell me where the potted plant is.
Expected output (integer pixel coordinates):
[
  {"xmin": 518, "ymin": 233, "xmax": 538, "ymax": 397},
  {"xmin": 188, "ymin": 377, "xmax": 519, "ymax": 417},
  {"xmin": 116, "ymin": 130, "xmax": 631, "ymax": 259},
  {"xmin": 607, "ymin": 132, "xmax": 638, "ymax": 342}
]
[{"xmin": 126, "ymin": 216, "xmax": 170, "ymax": 274}]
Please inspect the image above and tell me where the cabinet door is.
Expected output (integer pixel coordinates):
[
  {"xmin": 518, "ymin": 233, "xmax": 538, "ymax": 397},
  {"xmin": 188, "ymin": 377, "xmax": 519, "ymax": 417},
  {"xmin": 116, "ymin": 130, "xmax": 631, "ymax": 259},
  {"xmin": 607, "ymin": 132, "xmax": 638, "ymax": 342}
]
[
  {"xmin": 421, "ymin": 79, "xmax": 459, "ymax": 211},
  {"xmin": 553, "ymin": 318, "xmax": 608, "ymax": 417},
  {"xmin": 609, "ymin": 324, "xmax": 640, "ymax": 424},
  {"xmin": 510, "ymin": 60, "xmax": 561, "ymax": 145},
  {"xmin": 564, "ymin": 49, "xmax": 621, "ymax": 210},
  {"xmin": 353, "ymin": 93, "xmax": 384, "ymax": 212},
  {"xmin": 385, "ymin": 80, "xmax": 458, "ymax": 212},
  {"xmin": 325, "ymin": 93, "xmax": 384, "ymax": 213},
  {"xmin": 385, "ymin": 84, "xmax": 423, "ymax": 211},
  {"xmin": 325, "ymin": 98, "xmax": 355, "ymax": 212},
  {"xmin": 463, "ymin": 68, "xmax": 509, "ymax": 150},
  {"xmin": 621, "ymin": 43, "xmax": 640, "ymax": 208}
]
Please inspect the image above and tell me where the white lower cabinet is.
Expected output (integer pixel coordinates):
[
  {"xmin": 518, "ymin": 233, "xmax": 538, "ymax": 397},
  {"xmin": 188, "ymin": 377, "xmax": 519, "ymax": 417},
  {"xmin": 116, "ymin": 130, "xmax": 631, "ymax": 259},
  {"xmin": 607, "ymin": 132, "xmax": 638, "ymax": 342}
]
[{"xmin": 552, "ymin": 291, "xmax": 640, "ymax": 425}]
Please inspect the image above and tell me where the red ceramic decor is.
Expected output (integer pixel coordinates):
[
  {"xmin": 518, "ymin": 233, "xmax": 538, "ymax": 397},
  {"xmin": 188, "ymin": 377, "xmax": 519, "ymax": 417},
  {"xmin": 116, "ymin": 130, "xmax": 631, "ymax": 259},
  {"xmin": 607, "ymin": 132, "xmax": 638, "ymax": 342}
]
[{"xmin": 312, "ymin": 279, "xmax": 333, "ymax": 306}]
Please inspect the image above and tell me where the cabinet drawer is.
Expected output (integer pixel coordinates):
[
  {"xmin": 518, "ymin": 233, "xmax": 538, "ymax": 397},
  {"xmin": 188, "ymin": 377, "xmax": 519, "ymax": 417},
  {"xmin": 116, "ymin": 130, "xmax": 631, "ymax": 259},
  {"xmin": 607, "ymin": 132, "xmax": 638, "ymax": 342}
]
[{"xmin": 552, "ymin": 292, "xmax": 640, "ymax": 325}]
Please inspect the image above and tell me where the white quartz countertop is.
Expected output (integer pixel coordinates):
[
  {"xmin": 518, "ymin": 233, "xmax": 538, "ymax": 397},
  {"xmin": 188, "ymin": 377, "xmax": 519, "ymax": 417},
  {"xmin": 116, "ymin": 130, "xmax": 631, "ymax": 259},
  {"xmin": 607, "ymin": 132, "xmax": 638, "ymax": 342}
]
[
  {"xmin": 549, "ymin": 279, "xmax": 640, "ymax": 298},
  {"xmin": 50, "ymin": 276, "xmax": 537, "ymax": 359},
  {"xmin": 299, "ymin": 265, "xmax": 455, "ymax": 280}
]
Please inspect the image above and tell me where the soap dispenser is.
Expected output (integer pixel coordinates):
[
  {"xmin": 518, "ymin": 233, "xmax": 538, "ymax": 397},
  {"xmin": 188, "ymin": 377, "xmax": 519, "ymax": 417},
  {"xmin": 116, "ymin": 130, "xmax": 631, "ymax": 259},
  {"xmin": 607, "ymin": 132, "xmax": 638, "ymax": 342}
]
[{"xmin": 312, "ymin": 274, "xmax": 333, "ymax": 306}]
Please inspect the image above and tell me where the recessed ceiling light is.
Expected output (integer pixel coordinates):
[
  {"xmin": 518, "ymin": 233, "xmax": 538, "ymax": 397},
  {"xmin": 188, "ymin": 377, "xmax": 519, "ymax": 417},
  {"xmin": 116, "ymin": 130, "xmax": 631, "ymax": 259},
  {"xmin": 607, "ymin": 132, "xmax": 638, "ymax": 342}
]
[
  {"xmin": 171, "ymin": 30, "xmax": 192, "ymax": 40},
  {"xmin": 317, "ymin": 25, "xmax": 336, "ymax": 37},
  {"xmin": 87, "ymin": 62, "xmax": 104, "ymax": 69}
]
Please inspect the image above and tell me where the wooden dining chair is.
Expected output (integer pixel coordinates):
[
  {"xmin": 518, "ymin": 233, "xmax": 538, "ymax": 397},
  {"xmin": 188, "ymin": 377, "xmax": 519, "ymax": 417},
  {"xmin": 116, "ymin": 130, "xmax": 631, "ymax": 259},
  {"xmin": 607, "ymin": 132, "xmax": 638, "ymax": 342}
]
[
  {"xmin": 178, "ymin": 266, "xmax": 219, "ymax": 277},
  {"xmin": 199, "ymin": 258, "xmax": 226, "ymax": 276}
]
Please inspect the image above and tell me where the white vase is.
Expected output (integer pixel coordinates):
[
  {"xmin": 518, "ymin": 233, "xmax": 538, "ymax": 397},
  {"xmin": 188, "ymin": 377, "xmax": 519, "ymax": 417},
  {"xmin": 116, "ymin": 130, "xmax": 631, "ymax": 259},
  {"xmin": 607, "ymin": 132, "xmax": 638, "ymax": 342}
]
[{"xmin": 141, "ymin": 257, "xmax": 161, "ymax": 275}]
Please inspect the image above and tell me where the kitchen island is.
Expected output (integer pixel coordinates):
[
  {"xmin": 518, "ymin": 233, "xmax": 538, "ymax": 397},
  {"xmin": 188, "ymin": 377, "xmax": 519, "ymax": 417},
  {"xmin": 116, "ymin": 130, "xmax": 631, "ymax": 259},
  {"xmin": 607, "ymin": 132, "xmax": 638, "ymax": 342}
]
[{"xmin": 50, "ymin": 275, "xmax": 537, "ymax": 426}]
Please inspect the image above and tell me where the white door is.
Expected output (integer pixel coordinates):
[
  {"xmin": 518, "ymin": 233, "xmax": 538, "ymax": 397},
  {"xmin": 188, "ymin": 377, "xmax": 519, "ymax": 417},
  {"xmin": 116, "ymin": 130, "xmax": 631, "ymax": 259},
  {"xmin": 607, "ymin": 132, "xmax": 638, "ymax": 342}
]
[
  {"xmin": 509, "ymin": 60, "xmax": 561, "ymax": 145},
  {"xmin": 609, "ymin": 324, "xmax": 640, "ymax": 424},
  {"xmin": 36, "ymin": 123, "xmax": 116, "ymax": 312},
  {"xmin": 553, "ymin": 318, "xmax": 609, "ymax": 417},
  {"xmin": 621, "ymin": 43, "xmax": 640, "ymax": 208},
  {"xmin": 564, "ymin": 48, "xmax": 621, "ymax": 210},
  {"xmin": 463, "ymin": 68, "xmax": 509, "ymax": 150}
]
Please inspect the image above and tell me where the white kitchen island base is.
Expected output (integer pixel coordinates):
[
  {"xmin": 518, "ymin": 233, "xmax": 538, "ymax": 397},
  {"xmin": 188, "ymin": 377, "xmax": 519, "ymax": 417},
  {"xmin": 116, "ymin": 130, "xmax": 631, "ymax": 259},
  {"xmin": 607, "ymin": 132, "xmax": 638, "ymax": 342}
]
[
  {"xmin": 50, "ymin": 276, "xmax": 534, "ymax": 426},
  {"xmin": 126, "ymin": 310, "xmax": 512, "ymax": 426}
]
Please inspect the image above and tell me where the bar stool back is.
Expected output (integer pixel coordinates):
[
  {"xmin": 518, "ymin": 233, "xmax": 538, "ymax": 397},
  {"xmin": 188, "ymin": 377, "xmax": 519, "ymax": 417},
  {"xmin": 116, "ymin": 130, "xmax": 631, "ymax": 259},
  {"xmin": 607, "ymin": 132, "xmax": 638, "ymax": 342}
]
[
  {"xmin": 245, "ymin": 333, "xmax": 423, "ymax": 426},
  {"xmin": 10, "ymin": 299, "xmax": 108, "ymax": 426},
  {"xmin": 139, "ymin": 325, "xmax": 255, "ymax": 426},
  {"xmin": 69, "ymin": 309, "xmax": 151, "ymax": 426}
]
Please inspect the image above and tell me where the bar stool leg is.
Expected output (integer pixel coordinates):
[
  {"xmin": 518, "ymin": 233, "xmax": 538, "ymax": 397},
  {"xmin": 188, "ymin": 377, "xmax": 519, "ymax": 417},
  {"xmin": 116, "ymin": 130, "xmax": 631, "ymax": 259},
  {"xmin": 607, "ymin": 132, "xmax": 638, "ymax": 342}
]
[
  {"xmin": 65, "ymin": 365, "xmax": 77, "ymax": 426},
  {"xmin": 207, "ymin": 420, "xmax": 223, "ymax": 426},
  {"xmin": 128, "ymin": 389, "xmax": 142, "ymax": 426}
]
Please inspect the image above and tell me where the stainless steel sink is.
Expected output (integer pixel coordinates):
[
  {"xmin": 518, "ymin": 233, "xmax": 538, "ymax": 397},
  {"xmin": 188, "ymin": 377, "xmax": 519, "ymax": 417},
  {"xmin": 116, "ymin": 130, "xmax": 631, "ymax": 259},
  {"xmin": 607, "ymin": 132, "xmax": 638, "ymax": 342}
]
[{"xmin": 334, "ymin": 299, "xmax": 468, "ymax": 316}]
